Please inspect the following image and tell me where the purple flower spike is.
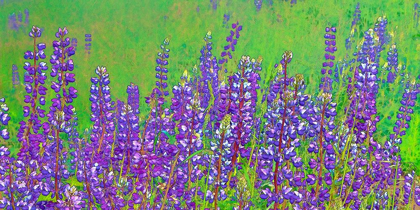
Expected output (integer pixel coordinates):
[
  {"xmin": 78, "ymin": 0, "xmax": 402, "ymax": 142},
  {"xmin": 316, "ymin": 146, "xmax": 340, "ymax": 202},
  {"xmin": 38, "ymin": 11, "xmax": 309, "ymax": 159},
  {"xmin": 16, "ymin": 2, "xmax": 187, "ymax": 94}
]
[
  {"xmin": 0, "ymin": 98, "xmax": 10, "ymax": 140},
  {"xmin": 320, "ymin": 26, "xmax": 337, "ymax": 92},
  {"xmin": 155, "ymin": 38, "xmax": 170, "ymax": 99},
  {"xmin": 220, "ymin": 22, "xmax": 242, "ymax": 66}
]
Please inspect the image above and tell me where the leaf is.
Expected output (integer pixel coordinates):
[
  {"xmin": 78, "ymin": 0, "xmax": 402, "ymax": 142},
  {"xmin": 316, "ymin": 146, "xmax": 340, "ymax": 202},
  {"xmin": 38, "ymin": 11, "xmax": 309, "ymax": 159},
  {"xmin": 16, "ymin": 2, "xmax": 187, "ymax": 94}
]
[
  {"xmin": 65, "ymin": 176, "xmax": 84, "ymax": 188},
  {"xmin": 267, "ymin": 201, "xmax": 275, "ymax": 209},
  {"xmin": 242, "ymin": 166, "xmax": 253, "ymax": 197},
  {"xmin": 161, "ymin": 130, "xmax": 176, "ymax": 144},
  {"xmin": 179, "ymin": 149, "xmax": 210, "ymax": 166},
  {"xmin": 38, "ymin": 193, "xmax": 56, "ymax": 202}
]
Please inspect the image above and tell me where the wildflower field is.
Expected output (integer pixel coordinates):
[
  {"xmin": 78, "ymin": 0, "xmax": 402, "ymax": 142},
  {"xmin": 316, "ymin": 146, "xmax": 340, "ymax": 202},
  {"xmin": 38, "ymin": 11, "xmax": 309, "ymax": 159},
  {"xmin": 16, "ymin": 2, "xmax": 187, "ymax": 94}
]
[{"xmin": 0, "ymin": 0, "xmax": 419, "ymax": 209}]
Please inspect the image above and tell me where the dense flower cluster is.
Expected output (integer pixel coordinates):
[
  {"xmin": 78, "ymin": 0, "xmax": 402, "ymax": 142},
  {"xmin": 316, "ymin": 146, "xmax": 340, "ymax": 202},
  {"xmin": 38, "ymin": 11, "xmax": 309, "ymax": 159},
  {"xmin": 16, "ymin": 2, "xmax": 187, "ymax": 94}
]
[
  {"xmin": 47, "ymin": 27, "xmax": 77, "ymax": 200},
  {"xmin": 18, "ymin": 26, "xmax": 48, "ymax": 161},
  {"xmin": 0, "ymin": 7, "xmax": 419, "ymax": 210}
]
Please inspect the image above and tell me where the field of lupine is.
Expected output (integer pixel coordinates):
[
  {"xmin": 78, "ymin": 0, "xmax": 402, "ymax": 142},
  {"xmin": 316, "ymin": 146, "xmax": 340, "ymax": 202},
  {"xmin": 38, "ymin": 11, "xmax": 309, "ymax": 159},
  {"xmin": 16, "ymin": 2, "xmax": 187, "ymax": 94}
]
[{"xmin": 1, "ymin": 0, "xmax": 420, "ymax": 210}]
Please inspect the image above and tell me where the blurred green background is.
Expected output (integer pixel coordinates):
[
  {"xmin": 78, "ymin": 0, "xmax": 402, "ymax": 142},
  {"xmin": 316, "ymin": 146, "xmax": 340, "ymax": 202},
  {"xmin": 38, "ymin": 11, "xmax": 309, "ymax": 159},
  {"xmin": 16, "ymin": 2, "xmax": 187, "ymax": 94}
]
[{"xmin": 0, "ymin": 0, "xmax": 419, "ymax": 170}]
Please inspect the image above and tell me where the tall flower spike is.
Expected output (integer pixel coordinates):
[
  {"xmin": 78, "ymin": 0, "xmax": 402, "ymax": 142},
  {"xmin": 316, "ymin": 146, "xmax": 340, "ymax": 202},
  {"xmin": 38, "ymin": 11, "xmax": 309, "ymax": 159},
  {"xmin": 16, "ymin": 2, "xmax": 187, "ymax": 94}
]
[
  {"xmin": 18, "ymin": 25, "xmax": 48, "ymax": 176},
  {"xmin": 320, "ymin": 26, "xmax": 337, "ymax": 93},
  {"xmin": 388, "ymin": 79, "xmax": 419, "ymax": 147},
  {"xmin": 87, "ymin": 66, "xmax": 123, "ymax": 209},
  {"xmin": 12, "ymin": 64, "xmax": 20, "ymax": 88},
  {"xmin": 254, "ymin": 0, "xmax": 262, "ymax": 11},
  {"xmin": 155, "ymin": 37, "xmax": 170, "ymax": 97},
  {"xmin": 385, "ymin": 44, "xmax": 399, "ymax": 83},
  {"xmin": 127, "ymin": 83, "xmax": 140, "ymax": 115},
  {"xmin": 113, "ymin": 100, "xmax": 136, "ymax": 176},
  {"xmin": 346, "ymin": 3, "xmax": 361, "ymax": 50},
  {"xmin": 46, "ymin": 27, "xmax": 77, "ymax": 201},
  {"xmin": 373, "ymin": 16, "xmax": 389, "ymax": 54},
  {"xmin": 0, "ymin": 98, "xmax": 10, "ymax": 140},
  {"xmin": 219, "ymin": 22, "xmax": 242, "ymax": 65},
  {"xmin": 162, "ymin": 79, "xmax": 206, "ymax": 208},
  {"xmin": 345, "ymin": 28, "xmax": 381, "ymax": 144},
  {"xmin": 90, "ymin": 66, "xmax": 115, "ymax": 157},
  {"xmin": 198, "ymin": 31, "xmax": 219, "ymax": 110},
  {"xmin": 227, "ymin": 55, "xmax": 261, "ymax": 187},
  {"xmin": 152, "ymin": 37, "xmax": 174, "ymax": 152},
  {"xmin": 198, "ymin": 31, "xmax": 221, "ymax": 139}
]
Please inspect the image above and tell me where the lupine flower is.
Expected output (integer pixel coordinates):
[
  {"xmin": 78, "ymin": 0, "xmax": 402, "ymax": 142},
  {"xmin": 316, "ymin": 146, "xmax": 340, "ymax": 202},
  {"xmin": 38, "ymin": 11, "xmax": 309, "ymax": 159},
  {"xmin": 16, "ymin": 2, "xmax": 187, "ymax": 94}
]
[
  {"xmin": 254, "ymin": 0, "xmax": 262, "ymax": 11},
  {"xmin": 223, "ymin": 12, "xmax": 231, "ymax": 28},
  {"xmin": 198, "ymin": 31, "xmax": 221, "ymax": 139},
  {"xmin": 258, "ymin": 52, "xmax": 313, "ymax": 209},
  {"xmin": 151, "ymin": 37, "xmax": 175, "ymax": 152},
  {"xmin": 210, "ymin": 0, "xmax": 217, "ymax": 10},
  {"xmin": 206, "ymin": 80, "xmax": 232, "ymax": 205},
  {"xmin": 56, "ymin": 184, "xmax": 86, "ymax": 209},
  {"xmin": 210, "ymin": 113, "xmax": 232, "ymax": 208},
  {"xmin": 24, "ymin": 9, "xmax": 29, "ymax": 24},
  {"xmin": 320, "ymin": 26, "xmax": 337, "ymax": 93},
  {"xmin": 85, "ymin": 34, "xmax": 91, "ymax": 54},
  {"xmin": 113, "ymin": 96, "xmax": 140, "ymax": 177},
  {"xmin": 346, "ymin": 3, "xmax": 361, "ymax": 50},
  {"xmin": 387, "ymin": 79, "xmax": 419, "ymax": 151},
  {"xmin": 14, "ymin": 27, "xmax": 49, "ymax": 205},
  {"xmin": 8, "ymin": 13, "xmax": 19, "ymax": 31},
  {"xmin": 19, "ymin": 26, "xmax": 48, "ymax": 154},
  {"xmin": 0, "ymin": 147, "xmax": 14, "ymax": 207},
  {"xmin": 142, "ymin": 88, "xmax": 174, "ymax": 146},
  {"xmin": 226, "ymin": 55, "xmax": 261, "ymax": 184},
  {"xmin": 46, "ymin": 27, "xmax": 78, "ymax": 201},
  {"xmin": 374, "ymin": 16, "xmax": 389, "ymax": 54},
  {"xmin": 12, "ymin": 64, "xmax": 20, "ymax": 88},
  {"xmin": 1, "ymin": 19, "xmax": 419, "ymax": 210},
  {"xmin": 89, "ymin": 66, "xmax": 115, "ymax": 157},
  {"xmin": 85, "ymin": 66, "xmax": 121, "ymax": 208},
  {"xmin": 0, "ymin": 98, "xmax": 10, "ymax": 140},
  {"xmin": 198, "ymin": 31, "xmax": 219, "ymax": 110},
  {"xmin": 155, "ymin": 37, "xmax": 170, "ymax": 97},
  {"xmin": 345, "ymin": 28, "xmax": 381, "ymax": 144},
  {"xmin": 71, "ymin": 38, "xmax": 78, "ymax": 52},
  {"xmin": 17, "ymin": 11, "xmax": 23, "ymax": 24},
  {"xmin": 385, "ymin": 44, "xmax": 399, "ymax": 83},
  {"xmin": 219, "ymin": 22, "xmax": 242, "ymax": 65},
  {"xmin": 304, "ymin": 92, "xmax": 338, "ymax": 206},
  {"xmin": 414, "ymin": 3, "xmax": 420, "ymax": 28},
  {"xmin": 127, "ymin": 83, "xmax": 140, "ymax": 115}
]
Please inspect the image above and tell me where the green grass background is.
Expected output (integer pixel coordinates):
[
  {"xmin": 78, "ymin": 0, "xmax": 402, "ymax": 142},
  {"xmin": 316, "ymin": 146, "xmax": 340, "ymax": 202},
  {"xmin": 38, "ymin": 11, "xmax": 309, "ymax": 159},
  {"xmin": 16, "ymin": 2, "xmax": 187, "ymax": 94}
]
[{"xmin": 0, "ymin": 0, "xmax": 419, "ymax": 171}]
